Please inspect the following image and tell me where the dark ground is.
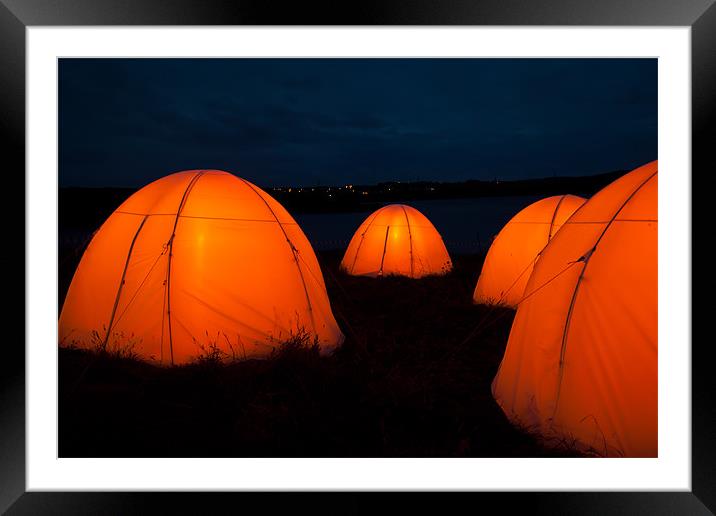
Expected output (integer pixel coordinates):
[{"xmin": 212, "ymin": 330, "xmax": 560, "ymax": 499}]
[{"xmin": 59, "ymin": 250, "xmax": 582, "ymax": 458}]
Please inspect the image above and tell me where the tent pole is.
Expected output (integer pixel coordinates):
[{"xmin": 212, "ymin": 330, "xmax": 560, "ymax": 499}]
[
  {"xmin": 164, "ymin": 171, "xmax": 205, "ymax": 365},
  {"xmin": 547, "ymin": 194, "xmax": 567, "ymax": 241},
  {"xmin": 101, "ymin": 214, "xmax": 149, "ymax": 352},
  {"xmin": 236, "ymin": 177, "xmax": 318, "ymax": 336},
  {"xmin": 399, "ymin": 205, "xmax": 414, "ymax": 277},
  {"xmin": 552, "ymin": 170, "xmax": 657, "ymax": 415},
  {"xmin": 349, "ymin": 209, "xmax": 382, "ymax": 274},
  {"xmin": 378, "ymin": 225, "xmax": 390, "ymax": 277}
]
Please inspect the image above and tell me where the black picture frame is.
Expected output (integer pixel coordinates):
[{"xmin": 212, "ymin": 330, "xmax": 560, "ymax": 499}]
[{"xmin": 2, "ymin": 1, "xmax": 712, "ymax": 513}]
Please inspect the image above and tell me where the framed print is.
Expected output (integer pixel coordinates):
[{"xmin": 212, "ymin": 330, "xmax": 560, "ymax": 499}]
[{"xmin": 3, "ymin": 0, "xmax": 713, "ymax": 513}]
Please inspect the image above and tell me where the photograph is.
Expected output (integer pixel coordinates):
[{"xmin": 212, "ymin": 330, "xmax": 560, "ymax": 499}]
[
  {"xmin": 0, "ymin": 0, "xmax": 709, "ymax": 506},
  {"xmin": 57, "ymin": 57, "xmax": 658, "ymax": 459}
]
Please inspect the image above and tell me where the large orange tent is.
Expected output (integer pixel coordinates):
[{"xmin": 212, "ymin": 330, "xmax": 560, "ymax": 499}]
[
  {"xmin": 59, "ymin": 170, "xmax": 344, "ymax": 365},
  {"xmin": 473, "ymin": 194, "xmax": 586, "ymax": 307},
  {"xmin": 340, "ymin": 204, "xmax": 452, "ymax": 278},
  {"xmin": 492, "ymin": 160, "xmax": 657, "ymax": 457}
]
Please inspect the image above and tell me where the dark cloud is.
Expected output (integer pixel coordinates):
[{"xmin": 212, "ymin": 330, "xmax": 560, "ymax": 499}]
[{"xmin": 59, "ymin": 58, "xmax": 657, "ymax": 187}]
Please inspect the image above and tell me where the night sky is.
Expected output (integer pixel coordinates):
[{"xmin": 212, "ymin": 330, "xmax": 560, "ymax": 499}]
[{"xmin": 59, "ymin": 58, "xmax": 657, "ymax": 188}]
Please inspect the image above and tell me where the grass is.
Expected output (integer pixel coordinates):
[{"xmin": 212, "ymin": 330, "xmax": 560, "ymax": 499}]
[{"xmin": 58, "ymin": 251, "xmax": 584, "ymax": 458}]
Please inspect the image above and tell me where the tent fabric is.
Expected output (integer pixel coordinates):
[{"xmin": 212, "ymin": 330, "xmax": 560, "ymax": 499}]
[
  {"xmin": 473, "ymin": 194, "xmax": 586, "ymax": 307},
  {"xmin": 59, "ymin": 170, "xmax": 344, "ymax": 365},
  {"xmin": 492, "ymin": 160, "xmax": 658, "ymax": 457},
  {"xmin": 340, "ymin": 204, "xmax": 452, "ymax": 278}
]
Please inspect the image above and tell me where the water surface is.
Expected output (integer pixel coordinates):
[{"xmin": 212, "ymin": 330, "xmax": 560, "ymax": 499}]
[{"xmin": 294, "ymin": 196, "xmax": 542, "ymax": 254}]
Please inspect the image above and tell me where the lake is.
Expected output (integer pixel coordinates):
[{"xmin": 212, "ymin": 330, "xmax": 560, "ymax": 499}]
[
  {"xmin": 294, "ymin": 195, "xmax": 542, "ymax": 254},
  {"xmin": 59, "ymin": 195, "xmax": 543, "ymax": 256}
]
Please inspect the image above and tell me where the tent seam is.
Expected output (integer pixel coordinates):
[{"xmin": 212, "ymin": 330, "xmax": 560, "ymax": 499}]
[
  {"xmin": 378, "ymin": 225, "xmax": 391, "ymax": 277},
  {"xmin": 115, "ymin": 210, "xmax": 300, "ymax": 224},
  {"xmin": 101, "ymin": 214, "xmax": 149, "ymax": 351},
  {"xmin": 399, "ymin": 205, "xmax": 414, "ymax": 277},
  {"xmin": 164, "ymin": 171, "xmax": 206, "ymax": 365},
  {"xmin": 236, "ymin": 177, "xmax": 318, "ymax": 337},
  {"xmin": 547, "ymin": 194, "xmax": 567, "ymax": 241},
  {"xmin": 349, "ymin": 207, "xmax": 383, "ymax": 274},
  {"xmin": 552, "ymin": 169, "xmax": 658, "ymax": 418}
]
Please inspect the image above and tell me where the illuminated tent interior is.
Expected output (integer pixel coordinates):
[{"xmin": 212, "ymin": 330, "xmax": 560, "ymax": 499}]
[
  {"xmin": 491, "ymin": 160, "xmax": 657, "ymax": 457},
  {"xmin": 59, "ymin": 170, "xmax": 344, "ymax": 365},
  {"xmin": 340, "ymin": 204, "xmax": 452, "ymax": 278},
  {"xmin": 473, "ymin": 194, "xmax": 586, "ymax": 307}
]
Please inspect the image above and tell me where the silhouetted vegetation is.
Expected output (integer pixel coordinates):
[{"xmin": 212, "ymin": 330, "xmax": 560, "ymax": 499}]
[{"xmin": 59, "ymin": 252, "xmax": 584, "ymax": 458}]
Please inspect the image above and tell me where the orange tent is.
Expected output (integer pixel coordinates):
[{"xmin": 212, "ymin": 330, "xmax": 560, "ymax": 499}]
[
  {"xmin": 492, "ymin": 161, "xmax": 657, "ymax": 457},
  {"xmin": 59, "ymin": 170, "xmax": 344, "ymax": 365},
  {"xmin": 340, "ymin": 204, "xmax": 452, "ymax": 278},
  {"xmin": 473, "ymin": 194, "xmax": 586, "ymax": 307}
]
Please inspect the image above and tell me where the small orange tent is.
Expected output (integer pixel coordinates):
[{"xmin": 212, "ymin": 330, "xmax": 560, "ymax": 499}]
[
  {"xmin": 340, "ymin": 204, "xmax": 452, "ymax": 278},
  {"xmin": 473, "ymin": 194, "xmax": 586, "ymax": 307},
  {"xmin": 59, "ymin": 170, "xmax": 344, "ymax": 365},
  {"xmin": 492, "ymin": 160, "xmax": 657, "ymax": 457}
]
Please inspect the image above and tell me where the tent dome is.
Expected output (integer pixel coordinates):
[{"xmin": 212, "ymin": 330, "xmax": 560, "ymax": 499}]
[
  {"xmin": 59, "ymin": 170, "xmax": 344, "ymax": 365},
  {"xmin": 473, "ymin": 194, "xmax": 586, "ymax": 307},
  {"xmin": 491, "ymin": 161, "xmax": 657, "ymax": 457},
  {"xmin": 340, "ymin": 204, "xmax": 452, "ymax": 278}
]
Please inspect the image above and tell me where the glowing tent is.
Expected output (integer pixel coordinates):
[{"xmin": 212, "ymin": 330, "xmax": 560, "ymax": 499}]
[
  {"xmin": 473, "ymin": 195, "xmax": 586, "ymax": 307},
  {"xmin": 340, "ymin": 204, "xmax": 452, "ymax": 278},
  {"xmin": 492, "ymin": 161, "xmax": 657, "ymax": 457},
  {"xmin": 59, "ymin": 170, "xmax": 344, "ymax": 365}
]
